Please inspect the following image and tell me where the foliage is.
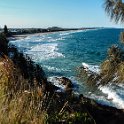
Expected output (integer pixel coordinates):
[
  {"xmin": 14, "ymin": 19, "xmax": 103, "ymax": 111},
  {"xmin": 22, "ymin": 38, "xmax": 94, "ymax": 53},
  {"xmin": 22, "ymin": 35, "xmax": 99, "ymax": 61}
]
[
  {"xmin": 4, "ymin": 25, "xmax": 9, "ymax": 36},
  {"xmin": 0, "ymin": 33, "xmax": 9, "ymax": 54},
  {"xmin": 104, "ymin": 0, "xmax": 124, "ymax": 23},
  {"xmin": 104, "ymin": 0, "xmax": 124, "ymax": 43},
  {"xmin": 47, "ymin": 111, "xmax": 94, "ymax": 124},
  {"xmin": 107, "ymin": 45, "xmax": 123, "ymax": 62},
  {"xmin": 78, "ymin": 45, "xmax": 124, "ymax": 85},
  {"xmin": 120, "ymin": 32, "xmax": 124, "ymax": 44},
  {"xmin": 0, "ymin": 50, "xmax": 95, "ymax": 124}
]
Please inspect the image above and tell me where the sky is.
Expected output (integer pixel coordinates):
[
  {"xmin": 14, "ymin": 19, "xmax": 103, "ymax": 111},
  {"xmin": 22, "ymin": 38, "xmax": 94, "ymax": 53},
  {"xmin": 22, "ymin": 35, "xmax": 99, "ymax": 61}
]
[{"xmin": 0, "ymin": 0, "xmax": 123, "ymax": 28}]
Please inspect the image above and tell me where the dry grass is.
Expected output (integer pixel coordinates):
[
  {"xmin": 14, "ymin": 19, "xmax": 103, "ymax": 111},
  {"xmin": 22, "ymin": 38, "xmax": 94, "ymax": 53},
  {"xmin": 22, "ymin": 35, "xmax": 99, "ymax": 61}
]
[
  {"xmin": 0, "ymin": 56, "xmax": 48, "ymax": 124},
  {"xmin": 0, "ymin": 55, "xmax": 95, "ymax": 124},
  {"xmin": 0, "ymin": 91, "xmax": 47, "ymax": 124}
]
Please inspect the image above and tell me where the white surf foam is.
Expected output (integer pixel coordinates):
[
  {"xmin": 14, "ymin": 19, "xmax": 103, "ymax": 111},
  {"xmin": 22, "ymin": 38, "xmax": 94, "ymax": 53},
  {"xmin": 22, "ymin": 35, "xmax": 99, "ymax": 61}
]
[
  {"xmin": 33, "ymin": 35, "xmax": 65, "ymax": 42},
  {"xmin": 60, "ymin": 32, "xmax": 72, "ymax": 36},
  {"xmin": 48, "ymin": 76, "xmax": 79, "ymax": 93},
  {"xmin": 48, "ymin": 37, "xmax": 64, "ymax": 42},
  {"xmin": 35, "ymin": 38, "xmax": 45, "ymax": 42},
  {"xmin": 43, "ymin": 65, "xmax": 70, "ymax": 72},
  {"xmin": 81, "ymin": 62, "xmax": 124, "ymax": 109},
  {"xmin": 99, "ymin": 85, "xmax": 124, "ymax": 109},
  {"xmin": 25, "ymin": 37, "xmax": 31, "ymax": 40},
  {"xmin": 26, "ymin": 43, "xmax": 64, "ymax": 61},
  {"xmin": 48, "ymin": 76, "xmax": 66, "ymax": 92},
  {"xmin": 89, "ymin": 93, "xmax": 113, "ymax": 107},
  {"xmin": 59, "ymin": 29, "xmax": 99, "ymax": 36},
  {"xmin": 82, "ymin": 62, "xmax": 100, "ymax": 74},
  {"xmin": 59, "ymin": 30, "xmax": 82, "ymax": 36},
  {"xmin": 69, "ymin": 76, "xmax": 80, "ymax": 92}
]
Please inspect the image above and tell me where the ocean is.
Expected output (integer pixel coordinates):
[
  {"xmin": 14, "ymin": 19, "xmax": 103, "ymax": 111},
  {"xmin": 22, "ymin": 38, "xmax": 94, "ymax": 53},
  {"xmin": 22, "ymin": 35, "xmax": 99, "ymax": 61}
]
[{"xmin": 10, "ymin": 28, "xmax": 124, "ymax": 109}]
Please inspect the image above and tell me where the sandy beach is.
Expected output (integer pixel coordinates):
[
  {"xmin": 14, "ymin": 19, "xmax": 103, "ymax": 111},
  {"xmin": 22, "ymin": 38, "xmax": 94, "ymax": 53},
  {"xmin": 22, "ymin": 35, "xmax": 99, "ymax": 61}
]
[{"xmin": 8, "ymin": 29, "xmax": 87, "ymax": 41}]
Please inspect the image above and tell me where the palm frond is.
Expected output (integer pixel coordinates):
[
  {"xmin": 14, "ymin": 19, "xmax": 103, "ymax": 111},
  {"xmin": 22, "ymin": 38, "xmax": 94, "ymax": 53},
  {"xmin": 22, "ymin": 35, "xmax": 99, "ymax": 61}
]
[{"xmin": 104, "ymin": 0, "xmax": 124, "ymax": 23}]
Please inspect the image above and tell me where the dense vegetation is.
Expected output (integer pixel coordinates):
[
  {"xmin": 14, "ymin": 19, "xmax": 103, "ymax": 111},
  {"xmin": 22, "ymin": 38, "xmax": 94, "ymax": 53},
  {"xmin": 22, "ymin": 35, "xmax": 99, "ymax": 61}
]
[
  {"xmin": 1, "ymin": 52, "xmax": 124, "ymax": 124},
  {"xmin": 0, "ymin": 33, "xmax": 9, "ymax": 55},
  {"xmin": 1, "ymin": 1, "xmax": 124, "ymax": 122},
  {"xmin": 0, "ymin": 27, "xmax": 96, "ymax": 123},
  {"xmin": 104, "ymin": 0, "xmax": 124, "ymax": 42}
]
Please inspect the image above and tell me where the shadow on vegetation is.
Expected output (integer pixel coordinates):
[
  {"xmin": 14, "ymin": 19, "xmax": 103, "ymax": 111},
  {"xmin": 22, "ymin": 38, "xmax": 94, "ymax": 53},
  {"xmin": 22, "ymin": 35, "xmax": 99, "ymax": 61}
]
[{"xmin": 0, "ymin": 29, "xmax": 124, "ymax": 123}]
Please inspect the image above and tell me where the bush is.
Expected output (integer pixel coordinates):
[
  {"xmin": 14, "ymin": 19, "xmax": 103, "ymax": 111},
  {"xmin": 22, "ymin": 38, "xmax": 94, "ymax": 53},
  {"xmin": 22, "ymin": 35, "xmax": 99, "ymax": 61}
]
[{"xmin": 0, "ymin": 33, "xmax": 9, "ymax": 54}]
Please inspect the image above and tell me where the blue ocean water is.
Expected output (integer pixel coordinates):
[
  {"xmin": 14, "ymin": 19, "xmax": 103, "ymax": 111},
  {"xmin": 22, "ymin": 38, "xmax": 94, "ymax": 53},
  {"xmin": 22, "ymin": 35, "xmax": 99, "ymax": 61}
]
[{"xmin": 10, "ymin": 28, "xmax": 124, "ymax": 109}]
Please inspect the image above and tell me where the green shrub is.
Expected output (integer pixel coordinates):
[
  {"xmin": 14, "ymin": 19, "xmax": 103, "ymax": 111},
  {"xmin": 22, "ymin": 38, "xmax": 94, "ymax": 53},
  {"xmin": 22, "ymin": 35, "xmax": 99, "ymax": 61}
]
[{"xmin": 0, "ymin": 33, "xmax": 9, "ymax": 54}]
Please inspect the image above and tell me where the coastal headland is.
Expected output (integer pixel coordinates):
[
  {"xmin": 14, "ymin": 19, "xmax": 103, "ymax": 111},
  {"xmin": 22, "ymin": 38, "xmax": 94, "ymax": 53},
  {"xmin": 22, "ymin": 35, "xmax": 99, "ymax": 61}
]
[{"xmin": 0, "ymin": 27, "xmax": 124, "ymax": 124}]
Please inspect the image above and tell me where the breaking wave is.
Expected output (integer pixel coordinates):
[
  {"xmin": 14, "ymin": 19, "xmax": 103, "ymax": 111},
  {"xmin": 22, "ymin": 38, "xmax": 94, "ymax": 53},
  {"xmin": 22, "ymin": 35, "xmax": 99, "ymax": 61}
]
[
  {"xmin": 26, "ymin": 43, "xmax": 64, "ymax": 61},
  {"xmin": 43, "ymin": 65, "xmax": 71, "ymax": 72},
  {"xmin": 10, "ymin": 28, "xmax": 124, "ymax": 109},
  {"xmin": 82, "ymin": 62, "xmax": 124, "ymax": 109},
  {"xmin": 82, "ymin": 62, "xmax": 100, "ymax": 74},
  {"xmin": 98, "ymin": 84, "xmax": 124, "ymax": 109}
]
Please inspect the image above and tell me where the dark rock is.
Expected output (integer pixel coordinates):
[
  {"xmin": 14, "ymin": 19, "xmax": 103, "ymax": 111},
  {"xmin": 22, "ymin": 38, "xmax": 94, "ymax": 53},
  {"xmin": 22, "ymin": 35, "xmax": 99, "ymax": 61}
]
[
  {"xmin": 57, "ymin": 77, "xmax": 73, "ymax": 87},
  {"xmin": 45, "ymin": 81, "xmax": 59, "ymax": 93},
  {"xmin": 56, "ymin": 77, "xmax": 74, "ymax": 94}
]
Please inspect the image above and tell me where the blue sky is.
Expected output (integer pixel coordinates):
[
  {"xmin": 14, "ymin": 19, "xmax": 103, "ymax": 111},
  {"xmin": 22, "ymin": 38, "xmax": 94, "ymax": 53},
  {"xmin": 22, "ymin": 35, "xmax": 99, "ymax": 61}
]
[{"xmin": 0, "ymin": 0, "xmax": 123, "ymax": 28}]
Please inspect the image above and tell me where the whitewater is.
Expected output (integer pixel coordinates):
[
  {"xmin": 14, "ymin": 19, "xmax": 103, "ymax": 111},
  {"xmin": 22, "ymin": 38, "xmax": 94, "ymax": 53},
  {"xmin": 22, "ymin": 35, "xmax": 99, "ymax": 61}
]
[{"xmin": 10, "ymin": 28, "xmax": 124, "ymax": 109}]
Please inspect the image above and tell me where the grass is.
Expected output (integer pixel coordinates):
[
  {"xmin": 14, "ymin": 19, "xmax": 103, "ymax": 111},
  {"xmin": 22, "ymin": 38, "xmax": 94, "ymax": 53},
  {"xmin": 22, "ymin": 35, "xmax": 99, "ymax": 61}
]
[
  {"xmin": 0, "ymin": 55, "xmax": 47, "ymax": 124},
  {"xmin": 0, "ymin": 91, "xmax": 47, "ymax": 124},
  {"xmin": 0, "ymin": 54, "xmax": 95, "ymax": 124}
]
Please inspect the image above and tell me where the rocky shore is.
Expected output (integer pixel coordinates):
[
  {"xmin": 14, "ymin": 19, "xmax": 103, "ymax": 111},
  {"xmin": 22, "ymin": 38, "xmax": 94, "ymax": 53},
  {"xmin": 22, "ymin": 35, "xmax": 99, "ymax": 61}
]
[
  {"xmin": 8, "ymin": 44, "xmax": 124, "ymax": 123},
  {"xmin": 0, "ymin": 31, "xmax": 124, "ymax": 123}
]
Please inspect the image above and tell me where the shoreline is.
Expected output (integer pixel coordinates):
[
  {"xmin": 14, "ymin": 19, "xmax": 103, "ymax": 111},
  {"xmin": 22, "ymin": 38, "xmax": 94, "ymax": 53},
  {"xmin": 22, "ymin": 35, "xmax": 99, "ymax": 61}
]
[
  {"xmin": 8, "ymin": 28, "xmax": 96, "ymax": 41},
  {"xmin": 1, "ymin": 49, "xmax": 124, "ymax": 123},
  {"xmin": 8, "ymin": 28, "xmax": 124, "ymax": 110},
  {"xmin": 9, "ymin": 30, "xmax": 77, "ymax": 41},
  {"xmin": 1, "ymin": 29, "xmax": 124, "ymax": 123}
]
